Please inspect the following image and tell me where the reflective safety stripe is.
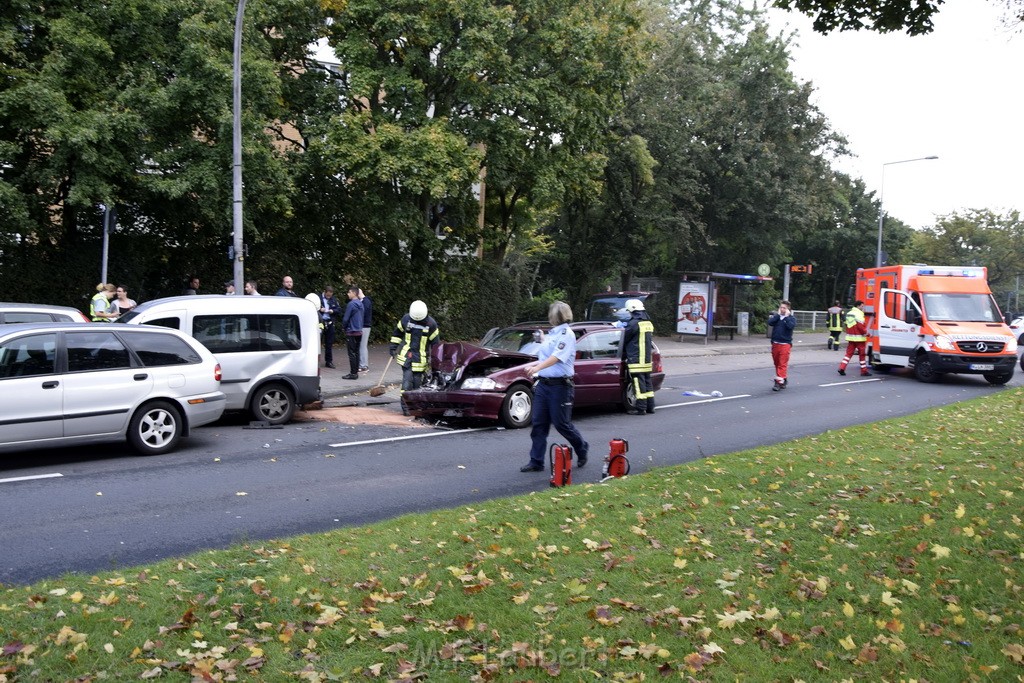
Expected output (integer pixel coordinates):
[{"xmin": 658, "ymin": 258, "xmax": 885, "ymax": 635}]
[
  {"xmin": 627, "ymin": 362, "xmax": 653, "ymax": 373},
  {"xmin": 631, "ymin": 376, "xmax": 654, "ymax": 400}
]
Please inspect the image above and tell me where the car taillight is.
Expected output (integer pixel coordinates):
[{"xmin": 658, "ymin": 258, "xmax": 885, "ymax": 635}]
[
  {"xmin": 653, "ymin": 354, "xmax": 662, "ymax": 373},
  {"xmin": 214, "ymin": 363, "xmax": 222, "ymax": 382}
]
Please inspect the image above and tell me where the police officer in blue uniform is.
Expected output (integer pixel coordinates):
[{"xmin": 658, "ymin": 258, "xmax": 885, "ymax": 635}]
[{"xmin": 519, "ymin": 301, "xmax": 589, "ymax": 472}]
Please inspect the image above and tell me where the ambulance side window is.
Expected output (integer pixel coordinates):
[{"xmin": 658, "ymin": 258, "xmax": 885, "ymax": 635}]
[
  {"xmin": 883, "ymin": 291, "xmax": 906, "ymax": 322},
  {"xmin": 909, "ymin": 294, "xmax": 923, "ymax": 325}
]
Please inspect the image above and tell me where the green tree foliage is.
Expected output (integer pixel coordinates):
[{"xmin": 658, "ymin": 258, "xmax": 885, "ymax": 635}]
[
  {"xmin": 907, "ymin": 209, "xmax": 1024, "ymax": 303},
  {"xmin": 0, "ymin": 0, "xmax": 324, "ymax": 303},
  {"xmin": 773, "ymin": 0, "xmax": 1024, "ymax": 35},
  {"xmin": 315, "ymin": 0, "xmax": 650, "ymax": 308},
  {"xmin": 785, "ymin": 171, "xmax": 914, "ymax": 308},
  {"xmin": 547, "ymin": 2, "xmax": 842, "ymax": 308}
]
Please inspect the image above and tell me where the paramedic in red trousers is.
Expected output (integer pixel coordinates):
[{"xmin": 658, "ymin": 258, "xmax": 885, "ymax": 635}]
[
  {"xmin": 768, "ymin": 300, "xmax": 796, "ymax": 391},
  {"xmin": 518, "ymin": 301, "xmax": 589, "ymax": 473},
  {"xmin": 838, "ymin": 300, "xmax": 871, "ymax": 376},
  {"xmin": 339, "ymin": 285, "xmax": 363, "ymax": 379},
  {"xmin": 390, "ymin": 300, "xmax": 440, "ymax": 410},
  {"xmin": 623, "ymin": 298, "xmax": 655, "ymax": 414}
]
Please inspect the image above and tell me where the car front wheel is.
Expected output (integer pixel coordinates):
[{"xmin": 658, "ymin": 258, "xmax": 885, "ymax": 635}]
[
  {"xmin": 128, "ymin": 400, "xmax": 182, "ymax": 455},
  {"xmin": 500, "ymin": 385, "xmax": 533, "ymax": 429},
  {"xmin": 984, "ymin": 369, "xmax": 1014, "ymax": 385},
  {"xmin": 251, "ymin": 383, "xmax": 295, "ymax": 425}
]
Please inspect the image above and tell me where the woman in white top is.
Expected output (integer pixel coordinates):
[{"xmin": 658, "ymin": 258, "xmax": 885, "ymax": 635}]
[{"xmin": 114, "ymin": 285, "xmax": 137, "ymax": 315}]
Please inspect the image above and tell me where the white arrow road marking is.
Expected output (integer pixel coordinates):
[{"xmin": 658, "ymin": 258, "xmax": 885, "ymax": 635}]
[{"xmin": 0, "ymin": 472, "xmax": 64, "ymax": 485}]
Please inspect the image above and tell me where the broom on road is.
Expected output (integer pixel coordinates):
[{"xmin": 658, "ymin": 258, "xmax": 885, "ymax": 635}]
[{"xmin": 368, "ymin": 356, "xmax": 394, "ymax": 397}]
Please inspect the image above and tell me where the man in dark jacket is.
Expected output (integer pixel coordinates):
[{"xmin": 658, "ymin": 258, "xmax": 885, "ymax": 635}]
[
  {"xmin": 339, "ymin": 285, "xmax": 363, "ymax": 379},
  {"xmin": 623, "ymin": 299, "xmax": 655, "ymax": 414},
  {"xmin": 318, "ymin": 285, "xmax": 342, "ymax": 368},
  {"xmin": 767, "ymin": 300, "xmax": 797, "ymax": 391}
]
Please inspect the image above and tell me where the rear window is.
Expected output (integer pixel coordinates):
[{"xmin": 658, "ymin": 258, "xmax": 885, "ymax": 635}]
[
  {"xmin": 66, "ymin": 332, "xmax": 132, "ymax": 372},
  {"xmin": 120, "ymin": 331, "xmax": 202, "ymax": 366},
  {"xmin": 2, "ymin": 312, "xmax": 57, "ymax": 323}
]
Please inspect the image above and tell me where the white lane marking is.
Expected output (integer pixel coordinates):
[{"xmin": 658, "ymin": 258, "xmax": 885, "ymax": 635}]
[
  {"xmin": 819, "ymin": 378, "xmax": 882, "ymax": 387},
  {"xmin": 329, "ymin": 427, "xmax": 493, "ymax": 448},
  {"xmin": 658, "ymin": 394, "xmax": 751, "ymax": 409},
  {"xmin": 0, "ymin": 472, "xmax": 64, "ymax": 485}
]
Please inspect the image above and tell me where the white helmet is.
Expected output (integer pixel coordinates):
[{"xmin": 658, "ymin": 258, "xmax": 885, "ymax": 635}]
[
  {"xmin": 625, "ymin": 298, "xmax": 645, "ymax": 312},
  {"xmin": 409, "ymin": 300, "xmax": 428, "ymax": 321}
]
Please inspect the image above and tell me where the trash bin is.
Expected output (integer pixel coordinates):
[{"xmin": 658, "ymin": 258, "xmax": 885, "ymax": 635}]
[{"xmin": 737, "ymin": 312, "xmax": 749, "ymax": 337}]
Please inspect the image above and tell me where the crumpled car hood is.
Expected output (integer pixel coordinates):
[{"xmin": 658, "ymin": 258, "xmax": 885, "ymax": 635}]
[{"xmin": 431, "ymin": 341, "xmax": 534, "ymax": 373}]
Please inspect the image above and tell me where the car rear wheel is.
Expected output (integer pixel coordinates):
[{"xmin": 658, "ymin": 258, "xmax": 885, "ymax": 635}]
[
  {"xmin": 128, "ymin": 400, "xmax": 182, "ymax": 455},
  {"xmin": 500, "ymin": 385, "xmax": 533, "ymax": 429},
  {"xmin": 913, "ymin": 354, "xmax": 942, "ymax": 383},
  {"xmin": 251, "ymin": 383, "xmax": 295, "ymax": 425},
  {"xmin": 622, "ymin": 382, "xmax": 638, "ymax": 412}
]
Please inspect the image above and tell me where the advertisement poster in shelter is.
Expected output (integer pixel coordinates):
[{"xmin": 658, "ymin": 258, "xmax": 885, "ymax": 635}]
[{"xmin": 677, "ymin": 282, "xmax": 710, "ymax": 336}]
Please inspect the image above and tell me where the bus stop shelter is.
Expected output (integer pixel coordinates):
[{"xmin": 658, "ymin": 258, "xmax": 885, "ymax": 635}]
[{"xmin": 676, "ymin": 271, "xmax": 773, "ymax": 343}]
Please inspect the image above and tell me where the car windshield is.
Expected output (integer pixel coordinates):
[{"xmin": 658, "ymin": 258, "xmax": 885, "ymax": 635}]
[
  {"xmin": 921, "ymin": 293, "xmax": 1003, "ymax": 323},
  {"xmin": 485, "ymin": 327, "xmax": 543, "ymax": 354},
  {"xmin": 586, "ymin": 297, "xmax": 631, "ymax": 322}
]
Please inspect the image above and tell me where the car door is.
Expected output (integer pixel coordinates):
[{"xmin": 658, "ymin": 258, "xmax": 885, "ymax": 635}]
[
  {"xmin": 573, "ymin": 330, "xmax": 625, "ymax": 405},
  {"xmin": 877, "ymin": 289, "xmax": 922, "ymax": 366},
  {"xmin": 0, "ymin": 332, "xmax": 62, "ymax": 446},
  {"xmin": 61, "ymin": 330, "xmax": 153, "ymax": 438}
]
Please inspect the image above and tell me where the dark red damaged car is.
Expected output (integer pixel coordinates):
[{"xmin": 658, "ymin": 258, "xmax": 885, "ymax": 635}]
[{"xmin": 401, "ymin": 321, "xmax": 665, "ymax": 428}]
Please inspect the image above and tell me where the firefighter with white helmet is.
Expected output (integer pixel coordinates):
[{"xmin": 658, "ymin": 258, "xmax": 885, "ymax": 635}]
[
  {"xmin": 390, "ymin": 300, "xmax": 440, "ymax": 410},
  {"xmin": 623, "ymin": 298, "xmax": 655, "ymax": 414}
]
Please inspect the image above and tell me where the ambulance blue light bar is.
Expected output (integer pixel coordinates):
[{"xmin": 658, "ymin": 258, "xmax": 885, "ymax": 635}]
[{"xmin": 914, "ymin": 266, "xmax": 984, "ymax": 278}]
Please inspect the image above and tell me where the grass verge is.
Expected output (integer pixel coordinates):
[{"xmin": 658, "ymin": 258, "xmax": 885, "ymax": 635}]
[{"xmin": 2, "ymin": 389, "xmax": 1022, "ymax": 682}]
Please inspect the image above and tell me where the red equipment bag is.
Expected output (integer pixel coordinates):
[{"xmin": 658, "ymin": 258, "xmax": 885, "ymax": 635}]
[
  {"xmin": 549, "ymin": 443, "xmax": 572, "ymax": 487},
  {"xmin": 602, "ymin": 438, "xmax": 631, "ymax": 480}
]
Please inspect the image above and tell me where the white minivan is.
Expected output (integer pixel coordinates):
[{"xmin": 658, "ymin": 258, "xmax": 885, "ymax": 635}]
[{"xmin": 118, "ymin": 296, "xmax": 320, "ymax": 424}]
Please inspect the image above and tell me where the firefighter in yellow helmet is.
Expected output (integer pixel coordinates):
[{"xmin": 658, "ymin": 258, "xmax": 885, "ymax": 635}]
[
  {"xmin": 623, "ymin": 299, "xmax": 655, "ymax": 414},
  {"xmin": 390, "ymin": 300, "xmax": 440, "ymax": 410}
]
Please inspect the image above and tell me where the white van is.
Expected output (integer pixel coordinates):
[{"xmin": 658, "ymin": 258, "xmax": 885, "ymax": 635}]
[{"xmin": 118, "ymin": 296, "xmax": 320, "ymax": 424}]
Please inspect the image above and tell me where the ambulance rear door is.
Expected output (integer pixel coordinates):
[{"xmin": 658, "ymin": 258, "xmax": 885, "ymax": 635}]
[{"xmin": 877, "ymin": 288, "xmax": 923, "ymax": 366}]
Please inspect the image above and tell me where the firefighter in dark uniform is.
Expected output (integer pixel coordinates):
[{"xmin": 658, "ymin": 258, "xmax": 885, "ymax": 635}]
[
  {"xmin": 519, "ymin": 301, "xmax": 589, "ymax": 473},
  {"xmin": 826, "ymin": 300, "xmax": 843, "ymax": 350},
  {"xmin": 623, "ymin": 298, "xmax": 655, "ymax": 414},
  {"xmin": 390, "ymin": 300, "xmax": 440, "ymax": 408}
]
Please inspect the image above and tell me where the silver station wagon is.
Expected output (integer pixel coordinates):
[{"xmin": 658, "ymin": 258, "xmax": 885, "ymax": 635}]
[{"xmin": 0, "ymin": 323, "xmax": 225, "ymax": 455}]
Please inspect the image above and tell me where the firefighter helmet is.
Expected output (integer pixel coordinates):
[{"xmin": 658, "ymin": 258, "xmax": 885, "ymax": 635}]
[
  {"xmin": 409, "ymin": 300, "xmax": 428, "ymax": 321},
  {"xmin": 625, "ymin": 299, "xmax": 645, "ymax": 312}
]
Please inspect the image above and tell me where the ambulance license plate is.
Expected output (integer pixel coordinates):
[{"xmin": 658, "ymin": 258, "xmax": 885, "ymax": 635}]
[{"xmin": 969, "ymin": 364, "xmax": 994, "ymax": 371}]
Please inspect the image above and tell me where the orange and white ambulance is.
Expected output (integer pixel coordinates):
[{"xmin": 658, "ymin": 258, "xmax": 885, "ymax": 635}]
[{"xmin": 854, "ymin": 265, "xmax": 1017, "ymax": 384}]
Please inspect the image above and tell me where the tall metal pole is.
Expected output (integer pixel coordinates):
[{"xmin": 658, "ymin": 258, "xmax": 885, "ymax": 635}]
[
  {"xmin": 232, "ymin": 0, "xmax": 247, "ymax": 292},
  {"xmin": 875, "ymin": 155, "xmax": 938, "ymax": 267}
]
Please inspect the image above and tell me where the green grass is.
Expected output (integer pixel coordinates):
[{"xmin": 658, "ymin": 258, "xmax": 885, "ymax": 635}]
[{"xmin": 2, "ymin": 390, "xmax": 1023, "ymax": 682}]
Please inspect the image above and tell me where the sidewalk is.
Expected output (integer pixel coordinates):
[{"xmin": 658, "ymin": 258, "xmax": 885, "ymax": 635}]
[{"xmin": 317, "ymin": 331, "xmax": 828, "ymax": 406}]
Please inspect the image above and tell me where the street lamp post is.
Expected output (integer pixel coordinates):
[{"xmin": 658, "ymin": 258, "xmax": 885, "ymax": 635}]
[
  {"xmin": 231, "ymin": 0, "xmax": 247, "ymax": 293},
  {"xmin": 875, "ymin": 155, "xmax": 938, "ymax": 267}
]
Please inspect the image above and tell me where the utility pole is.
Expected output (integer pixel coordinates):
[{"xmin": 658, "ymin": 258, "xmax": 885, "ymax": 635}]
[{"xmin": 231, "ymin": 0, "xmax": 247, "ymax": 292}]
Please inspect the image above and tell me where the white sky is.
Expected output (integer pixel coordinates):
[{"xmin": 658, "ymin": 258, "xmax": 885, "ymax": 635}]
[{"xmin": 766, "ymin": 1, "xmax": 1023, "ymax": 230}]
